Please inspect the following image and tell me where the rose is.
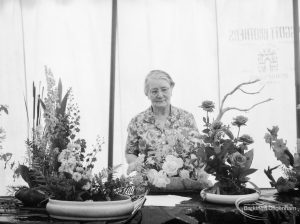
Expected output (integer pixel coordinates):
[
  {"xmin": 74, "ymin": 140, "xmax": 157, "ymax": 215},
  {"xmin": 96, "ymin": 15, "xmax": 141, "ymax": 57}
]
[
  {"xmin": 210, "ymin": 121, "xmax": 223, "ymax": 130},
  {"xmin": 238, "ymin": 134, "xmax": 254, "ymax": 145},
  {"xmin": 200, "ymin": 100, "xmax": 215, "ymax": 112},
  {"xmin": 232, "ymin": 115, "xmax": 248, "ymax": 127},
  {"xmin": 162, "ymin": 155, "xmax": 184, "ymax": 176},
  {"xmin": 229, "ymin": 152, "xmax": 247, "ymax": 167}
]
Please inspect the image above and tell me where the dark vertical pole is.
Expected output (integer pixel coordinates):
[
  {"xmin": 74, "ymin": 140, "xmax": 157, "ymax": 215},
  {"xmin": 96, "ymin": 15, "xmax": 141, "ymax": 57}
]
[
  {"xmin": 293, "ymin": 0, "xmax": 300, "ymax": 152},
  {"xmin": 108, "ymin": 0, "xmax": 118, "ymax": 170}
]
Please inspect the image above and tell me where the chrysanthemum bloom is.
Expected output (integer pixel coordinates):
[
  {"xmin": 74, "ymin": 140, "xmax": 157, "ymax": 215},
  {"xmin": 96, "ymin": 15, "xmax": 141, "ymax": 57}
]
[
  {"xmin": 238, "ymin": 134, "xmax": 254, "ymax": 145},
  {"xmin": 232, "ymin": 115, "xmax": 248, "ymax": 127},
  {"xmin": 58, "ymin": 162, "xmax": 76, "ymax": 174},
  {"xmin": 58, "ymin": 149, "xmax": 76, "ymax": 164},
  {"xmin": 200, "ymin": 100, "xmax": 215, "ymax": 112},
  {"xmin": 72, "ymin": 172, "xmax": 82, "ymax": 182}
]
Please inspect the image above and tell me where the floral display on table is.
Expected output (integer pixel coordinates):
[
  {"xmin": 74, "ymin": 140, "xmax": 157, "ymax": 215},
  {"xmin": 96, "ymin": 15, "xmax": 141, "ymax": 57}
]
[
  {"xmin": 0, "ymin": 105, "xmax": 13, "ymax": 169},
  {"xmin": 200, "ymin": 80, "xmax": 272, "ymax": 199},
  {"xmin": 129, "ymin": 108, "xmax": 212, "ymax": 192},
  {"xmin": 13, "ymin": 67, "xmax": 134, "ymax": 208},
  {"xmin": 264, "ymin": 126, "xmax": 300, "ymax": 193}
]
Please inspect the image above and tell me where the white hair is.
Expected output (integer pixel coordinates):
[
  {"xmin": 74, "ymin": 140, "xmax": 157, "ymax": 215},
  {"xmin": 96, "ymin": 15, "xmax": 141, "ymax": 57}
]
[{"xmin": 144, "ymin": 70, "xmax": 175, "ymax": 96}]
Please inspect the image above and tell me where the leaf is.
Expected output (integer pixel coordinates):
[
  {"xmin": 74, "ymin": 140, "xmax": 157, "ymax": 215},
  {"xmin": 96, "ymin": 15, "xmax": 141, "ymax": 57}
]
[
  {"xmin": 202, "ymin": 129, "xmax": 210, "ymax": 134},
  {"xmin": 57, "ymin": 78, "xmax": 63, "ymax": 104},
  {"xmin": 222, "ymin": 127, "xmax": 234, "ymax": 140},
  {"xmin": 0, "ymin": 105, "xmax": 8, "ymax": 114},
  {"xmin": 38, "ymin": 97, "xmax": 46, "ymax": 111},
  {"xmin": 57, "ymin": 88, "xmax": 71, "ymax": 116},
  {"xmin": 240, "ymin": 168, "xmax": 257, "ymax": 177},
  {"xmin": 15, "ymin": 165, "xmax": 33, "ymax": 187},
  {"xmin": 244, "ymin": 149, "xmax": 254, "ymax": 169}
]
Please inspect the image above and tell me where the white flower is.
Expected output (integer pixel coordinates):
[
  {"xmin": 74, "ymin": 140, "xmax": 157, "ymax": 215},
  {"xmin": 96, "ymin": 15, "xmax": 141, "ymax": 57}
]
[
  {"xmin": 152, "ymin": 170, "xmax": 170, "ymax": 188},
  {"xmin": 147, "ymin": 169, "xmax": 158, "ymax": 184},
  {"xmin": 195, "ymin": 166, "xmax": 212, "ymax": 186},
  {"xmin": 179, "ymin": 169, "xmax": 190, "ymax": 179},
  {"xmin": 72, "ymin": 172, "xmax": 82, "ymax": 182},
  {"xmin": 162, "ymin": 155, "xmax": 184, "ymax": 176},
  {"xmin": 83, "ymin": 169, "xmax": 93, "ymax": 180},
  {"xmin": 76, "ymin": 166, "xmax": 84, "ymax": 173},
  {"xmin": 67, "ymin": 143, "xmax": 81, "ymax": 151},
  {"xmin": 82, "ymin": 182, "xmax": 91, "ymax": 190},
  {"xmin": 58, "ymin": 162, "xmax": 76, "ymax": 174},
  {"xmin": 58, "ymin": 149, "xmax": 76, "ymax": 164}
]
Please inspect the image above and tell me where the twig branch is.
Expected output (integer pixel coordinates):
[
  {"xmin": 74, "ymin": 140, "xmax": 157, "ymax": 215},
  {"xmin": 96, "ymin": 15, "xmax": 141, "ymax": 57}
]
[
  {"xmin": 219, "ymin": 79, "xmax": 260, "ymax": 112},
  {"xmin": 216, "ymin": 98, "xmax": 273, "ymax": 121},
  {"xmin": 239, "ymin": 85, "xmax": 265, "ymax": 95}
]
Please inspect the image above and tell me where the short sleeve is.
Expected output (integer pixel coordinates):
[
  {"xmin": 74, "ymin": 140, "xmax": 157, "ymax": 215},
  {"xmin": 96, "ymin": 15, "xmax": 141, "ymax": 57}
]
[{"xmin": 125, "ymin": 117, "xmax": 140, "ymax": 156}]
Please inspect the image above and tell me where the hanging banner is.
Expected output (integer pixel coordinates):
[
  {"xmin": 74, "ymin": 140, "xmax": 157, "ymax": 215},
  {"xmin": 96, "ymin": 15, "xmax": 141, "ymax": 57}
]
[{"xmin": 216, "ymin": 0, "xmax": 296, "ymax": 187}]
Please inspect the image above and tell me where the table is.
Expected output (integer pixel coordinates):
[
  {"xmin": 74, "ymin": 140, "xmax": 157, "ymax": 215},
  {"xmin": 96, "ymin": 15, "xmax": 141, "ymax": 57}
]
[{"xmin": 1, "ymin": 189, "xmax": 300, "ymax": 224}]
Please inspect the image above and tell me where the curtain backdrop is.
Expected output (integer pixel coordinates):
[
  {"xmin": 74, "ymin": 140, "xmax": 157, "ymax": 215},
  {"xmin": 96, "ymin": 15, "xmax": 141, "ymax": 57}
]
[
  {"xmin": 0, "ymin": 0, "xmax": 297, "ymax": 195},
  {"xmin": 115, "ymin": 0, "xmax": 219, "ymax": 175},
  {"xmin": 0, "ymin": 0, "xmax": 112, "ymax": 195}
]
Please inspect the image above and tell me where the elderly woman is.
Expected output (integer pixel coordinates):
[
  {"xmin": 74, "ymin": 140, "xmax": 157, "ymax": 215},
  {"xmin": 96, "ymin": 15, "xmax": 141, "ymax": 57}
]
[{"xmin": 125, "ymin": 70, "xmax": 206, "ymax": 183}]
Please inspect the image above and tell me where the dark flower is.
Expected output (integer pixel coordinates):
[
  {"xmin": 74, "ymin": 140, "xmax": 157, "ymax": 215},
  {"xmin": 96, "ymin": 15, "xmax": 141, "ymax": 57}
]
[
  {"xmin": 210, "ymin": 121, "xmax": 223, "ymax": 130},
  {"xmin": 200, "ymin": 101, "xmax": 215, "ymax": 112},
  {"xmin": 267, "ymin": 126, "xmax": 279, "ymax": 138},
  {"xmin": 232, "ymin": 115, "xmax": 248, "ymax": 127},
  {"xmin": 238, "ymin": 134, "xmax": 254, "ymax": 145},
  {"xmin": 264, "ymin": 133, "xmax": 273, "ymax": 144}
]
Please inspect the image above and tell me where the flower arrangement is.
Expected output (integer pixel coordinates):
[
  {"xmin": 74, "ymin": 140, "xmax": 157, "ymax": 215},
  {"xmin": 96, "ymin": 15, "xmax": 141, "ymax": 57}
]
[
  {"xmin": 14, "ymin": 67, "xmax": 132, "ymax": 205},
  {"xmin": 264, "ymin": 126, "xmax": 300, "ymax": 193},
  {"xmin": 130, "ymin": 122, "xmax": 211, "ymax": 192},
  {"xmin": 200, "ymin": 80, "xmax": 272, "ymax": 195}
]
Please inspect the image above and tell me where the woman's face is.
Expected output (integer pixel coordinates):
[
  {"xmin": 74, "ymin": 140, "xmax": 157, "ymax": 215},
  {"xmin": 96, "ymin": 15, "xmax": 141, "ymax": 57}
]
[{"xmin": 147, "ymin": 78, "xmax": 173, "ymax": 109}]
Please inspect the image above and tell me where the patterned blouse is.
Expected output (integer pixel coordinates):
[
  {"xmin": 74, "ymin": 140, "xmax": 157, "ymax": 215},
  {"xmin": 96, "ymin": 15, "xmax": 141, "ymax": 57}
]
[{"xmin": 125, "ymin": 105, "xmax": 202, "ymax": 157}]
